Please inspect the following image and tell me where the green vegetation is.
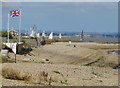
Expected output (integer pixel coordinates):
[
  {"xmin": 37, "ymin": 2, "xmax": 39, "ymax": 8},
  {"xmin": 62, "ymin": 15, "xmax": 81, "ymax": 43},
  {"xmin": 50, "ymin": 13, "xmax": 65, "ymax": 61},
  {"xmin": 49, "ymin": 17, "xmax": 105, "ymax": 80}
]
[
  {"xmin": 45, "ymin": 39, "xmax": 69, "ymax": 44},
  {"xmin": 20, "ymin": 40, "xmax": 26, "ymax": 44},
  {"xmin": 1, "ymin": 56, "xmax": 15, "ymax": 63},
  {"xmin": 0, "ymin": 56, "xmax": 2, "ymax": 63},
  {"xmin": 0, "ymin": 31, "xmax": 13, "ymax": 39}
]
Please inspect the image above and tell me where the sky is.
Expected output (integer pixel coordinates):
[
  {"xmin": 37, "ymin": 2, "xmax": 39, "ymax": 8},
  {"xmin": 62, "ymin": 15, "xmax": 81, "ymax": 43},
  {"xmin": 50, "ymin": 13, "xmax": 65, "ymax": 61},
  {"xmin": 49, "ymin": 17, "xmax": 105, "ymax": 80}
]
[
  {"xmin": 2, "ymin": 2, "xmax": 118, "ymax": 33},
  {"xmin": 1, "ymin": 0, "xmax": 120, "ymax": 2}
]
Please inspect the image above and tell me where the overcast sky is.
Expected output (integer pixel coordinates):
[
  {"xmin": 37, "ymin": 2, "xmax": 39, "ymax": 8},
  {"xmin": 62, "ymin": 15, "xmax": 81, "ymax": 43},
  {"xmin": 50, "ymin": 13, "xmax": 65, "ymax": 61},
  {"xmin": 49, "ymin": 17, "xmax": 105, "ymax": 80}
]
[{"xmin": 2, "ymin": 2, "xmax": 118, "ymax": 33}]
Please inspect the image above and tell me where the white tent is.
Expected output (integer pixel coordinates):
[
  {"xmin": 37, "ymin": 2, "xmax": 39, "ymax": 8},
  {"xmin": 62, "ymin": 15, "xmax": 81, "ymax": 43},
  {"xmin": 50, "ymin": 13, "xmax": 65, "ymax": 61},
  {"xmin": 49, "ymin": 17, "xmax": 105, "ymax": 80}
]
[
  {"xmin": 42, "ymin": 31, "xmax": 46, "ymax": 37},
  {"xmin": 49, "ymin": 32, "xmax": 53, "ymax": 39},
  {"xmin": 36, "ymin": 33, "xmax": 40, "ymax": 38},
  {"xmin": 59, "ymin": 33, "xmax": 62, "ymax": 39}
]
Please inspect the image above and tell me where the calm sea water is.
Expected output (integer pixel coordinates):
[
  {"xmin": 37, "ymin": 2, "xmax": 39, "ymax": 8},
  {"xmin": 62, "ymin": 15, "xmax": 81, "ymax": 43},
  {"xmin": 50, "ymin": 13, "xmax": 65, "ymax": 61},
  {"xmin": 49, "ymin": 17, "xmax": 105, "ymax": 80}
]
[
  {"xmin": 112, "ymin": 50, "xmax": 120, "ymax": 54},
  {"xmin": 53, "ymin": 36, "xmax": 118, "ymax": 43}
]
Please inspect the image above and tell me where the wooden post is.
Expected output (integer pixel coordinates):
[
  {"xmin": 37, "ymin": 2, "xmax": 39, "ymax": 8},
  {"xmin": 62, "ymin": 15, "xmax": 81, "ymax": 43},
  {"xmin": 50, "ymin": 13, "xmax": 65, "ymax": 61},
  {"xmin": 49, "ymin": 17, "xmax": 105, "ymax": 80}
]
[
  {"xmin": 7, "ymin": 14, "xmax": 10, "ymax": 43},
  {"xmin": 48, "ymin": 76, "xmax": 52, "ymax": 85},
  {"xmin": 15, "ymin": 54, "xmax": 16, "ymax": 63}
]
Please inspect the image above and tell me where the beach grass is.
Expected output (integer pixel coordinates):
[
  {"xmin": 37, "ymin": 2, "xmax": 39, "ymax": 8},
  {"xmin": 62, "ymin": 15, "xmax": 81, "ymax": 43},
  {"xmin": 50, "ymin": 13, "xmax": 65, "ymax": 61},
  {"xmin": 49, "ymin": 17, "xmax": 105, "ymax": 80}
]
[
  {"xmin": 45, "ymin": 39, "xmax": 69, "ymax": 44},
  {"xmin": 1, "ymin": 56, "xmax": 15, "ymax": 63}
]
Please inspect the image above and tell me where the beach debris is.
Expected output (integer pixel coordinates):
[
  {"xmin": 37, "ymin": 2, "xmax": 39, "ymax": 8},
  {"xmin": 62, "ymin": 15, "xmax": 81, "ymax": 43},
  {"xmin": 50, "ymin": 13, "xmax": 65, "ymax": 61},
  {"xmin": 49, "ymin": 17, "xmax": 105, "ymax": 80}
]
[
  {"xmin": 41, "ymin": 59, "xmax": 50, "ymax": 63},
  {"xmin": 22, "ymin": 58, "xmax": 31, "ymax": 62},
  {"xmin": 45, "ymin": 59, "xmax": 49, "ymax": 61},
  {"xmin": 74, "ymin": 45, "xmax": 76, "ymax": 47},
  {"xmin": 52, "ymin": 71, "xmax": 63, "ymax": 77}
]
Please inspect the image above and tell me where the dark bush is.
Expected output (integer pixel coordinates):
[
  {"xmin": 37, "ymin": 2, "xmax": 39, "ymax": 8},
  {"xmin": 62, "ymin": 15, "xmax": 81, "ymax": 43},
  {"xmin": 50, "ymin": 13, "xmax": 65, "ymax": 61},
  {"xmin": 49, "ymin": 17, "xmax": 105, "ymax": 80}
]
[{"xmin": 0, "ymin": 31, "xmax": 13, "ymax": 39}]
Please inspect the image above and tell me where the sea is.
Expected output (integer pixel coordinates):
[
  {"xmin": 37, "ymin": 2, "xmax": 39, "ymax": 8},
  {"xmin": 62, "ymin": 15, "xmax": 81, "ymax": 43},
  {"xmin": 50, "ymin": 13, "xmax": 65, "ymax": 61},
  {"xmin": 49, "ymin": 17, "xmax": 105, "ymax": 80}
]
[
  {"xmin": 42, "ymin": 31, "xmax": 119, "ymax": 43},
  {"xmin": 53, "ymin": 36, "xmax": 118, "ymax": 43}
]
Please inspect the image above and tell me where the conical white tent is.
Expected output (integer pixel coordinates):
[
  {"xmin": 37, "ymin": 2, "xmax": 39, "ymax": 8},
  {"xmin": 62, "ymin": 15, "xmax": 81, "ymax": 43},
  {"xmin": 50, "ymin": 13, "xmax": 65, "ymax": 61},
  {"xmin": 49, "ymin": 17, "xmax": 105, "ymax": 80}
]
[
  {"xmin": 36, "ymin": 33, "xmax": 40, "ymax": 38},
  {"xmin": 42, "ymin": 31, "xmax": 46, "ymax": 37},
  {"xmin": 49, "ymin": 32, "xmax": 53, "ymax": 39},
  {"xmin": 59, "ymin": 33, "xmax": 62, "ymax": 39}
]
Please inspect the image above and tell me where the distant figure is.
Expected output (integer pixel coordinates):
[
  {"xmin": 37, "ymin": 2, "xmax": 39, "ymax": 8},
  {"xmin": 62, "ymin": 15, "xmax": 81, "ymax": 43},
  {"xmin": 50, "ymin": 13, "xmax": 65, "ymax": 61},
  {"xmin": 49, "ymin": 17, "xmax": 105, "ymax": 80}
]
[{"xmin": 69, "ymin": 40, "xmax": 72, "ymax": 46}]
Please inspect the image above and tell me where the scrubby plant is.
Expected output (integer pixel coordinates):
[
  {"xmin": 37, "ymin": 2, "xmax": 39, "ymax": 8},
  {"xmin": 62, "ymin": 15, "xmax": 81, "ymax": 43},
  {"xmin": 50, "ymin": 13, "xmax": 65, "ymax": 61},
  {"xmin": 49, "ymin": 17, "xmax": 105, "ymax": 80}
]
[
  {"xmin": 2, "ymin": 67, "xmax": 31, "ymax": 81},
  {"xmin": 2, "ymin": 67, "xmax": 68, "ymax": 86},
  {"xmin": 2, "ymin": 68, "xmax": 52, "ymax": 85},
  {"xmin": 20, "ymin": 40, "xmax": 26, "ymax": 44},
  {"xmin": 45, "ymin": 39, "xmax": 69, "ymax": 44},
  {"xmin": 0, "ymin": 31, "xmax": 13, "ymax": 39}
]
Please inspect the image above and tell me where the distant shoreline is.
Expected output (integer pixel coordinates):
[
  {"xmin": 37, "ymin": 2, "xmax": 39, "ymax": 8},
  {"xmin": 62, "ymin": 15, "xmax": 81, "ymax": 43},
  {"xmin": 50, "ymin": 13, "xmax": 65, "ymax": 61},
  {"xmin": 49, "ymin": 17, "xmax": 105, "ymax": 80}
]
[{"xmin": 1, "ymin": 35, "xmax": 118, "ymax": 43}]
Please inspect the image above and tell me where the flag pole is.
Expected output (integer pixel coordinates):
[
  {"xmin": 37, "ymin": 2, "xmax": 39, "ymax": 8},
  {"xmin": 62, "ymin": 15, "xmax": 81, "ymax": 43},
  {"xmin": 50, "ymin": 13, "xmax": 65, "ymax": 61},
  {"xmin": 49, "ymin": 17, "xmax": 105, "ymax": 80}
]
[
  {"xmin": 7, "ymin": 14, "xmax": 10, "ymax": 43},
  {"xmin": 19, "ymin": 9, "xmax": 21, "ymax": 44}
]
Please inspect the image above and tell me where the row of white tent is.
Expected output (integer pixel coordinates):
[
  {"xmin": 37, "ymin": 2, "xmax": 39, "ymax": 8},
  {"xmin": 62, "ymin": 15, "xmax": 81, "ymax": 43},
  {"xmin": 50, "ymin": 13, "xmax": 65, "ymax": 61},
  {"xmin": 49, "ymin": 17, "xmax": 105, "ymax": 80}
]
[{"xmin": 29, "ymin": 29, "xmax": 62, "ymax": 39}]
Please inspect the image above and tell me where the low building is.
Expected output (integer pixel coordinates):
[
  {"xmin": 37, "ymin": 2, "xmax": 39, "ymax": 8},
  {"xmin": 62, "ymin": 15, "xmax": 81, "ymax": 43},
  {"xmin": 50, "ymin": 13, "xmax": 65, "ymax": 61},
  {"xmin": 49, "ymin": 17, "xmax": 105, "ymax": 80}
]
[{"xmin": 9, "ymin": 29, "xmax": 19, "ymax": 36}]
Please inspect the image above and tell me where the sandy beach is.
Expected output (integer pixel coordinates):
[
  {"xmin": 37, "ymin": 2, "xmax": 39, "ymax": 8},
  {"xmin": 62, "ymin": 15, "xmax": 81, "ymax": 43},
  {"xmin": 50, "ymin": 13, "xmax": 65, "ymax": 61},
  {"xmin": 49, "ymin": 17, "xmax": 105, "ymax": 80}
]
[{"xmin": 1, "ymin": 42, "xmax": 119, "ymax": 86}]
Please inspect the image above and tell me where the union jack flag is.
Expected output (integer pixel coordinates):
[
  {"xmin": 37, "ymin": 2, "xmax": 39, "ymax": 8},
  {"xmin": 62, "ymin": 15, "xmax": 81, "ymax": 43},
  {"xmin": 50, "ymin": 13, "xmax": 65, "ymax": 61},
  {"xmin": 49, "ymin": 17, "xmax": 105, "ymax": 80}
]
[{"xmin": 10, "ymin": 10, "xmax": 20, "ymax": 17}]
